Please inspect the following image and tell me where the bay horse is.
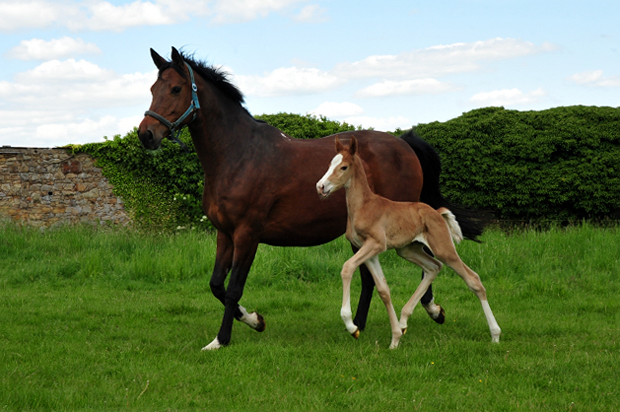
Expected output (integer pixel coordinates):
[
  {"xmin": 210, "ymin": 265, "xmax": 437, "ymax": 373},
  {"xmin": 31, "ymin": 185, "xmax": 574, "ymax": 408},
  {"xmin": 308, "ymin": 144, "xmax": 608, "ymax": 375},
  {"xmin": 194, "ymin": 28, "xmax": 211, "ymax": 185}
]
[
  {"xmin": 137, "ymin": 47, "xmax": 488, "ymax": 350},
  {"xmin": 316, "ymin": 136, "xmax": 501, "ymax": 349}
]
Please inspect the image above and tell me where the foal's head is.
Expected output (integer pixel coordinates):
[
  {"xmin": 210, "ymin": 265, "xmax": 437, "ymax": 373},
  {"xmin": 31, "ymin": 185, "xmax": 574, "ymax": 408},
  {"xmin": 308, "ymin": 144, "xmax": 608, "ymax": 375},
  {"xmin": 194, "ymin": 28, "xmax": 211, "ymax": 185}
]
[{"xmin": 316, "ymin": 136, "xmax": 358, "ymax": 199}]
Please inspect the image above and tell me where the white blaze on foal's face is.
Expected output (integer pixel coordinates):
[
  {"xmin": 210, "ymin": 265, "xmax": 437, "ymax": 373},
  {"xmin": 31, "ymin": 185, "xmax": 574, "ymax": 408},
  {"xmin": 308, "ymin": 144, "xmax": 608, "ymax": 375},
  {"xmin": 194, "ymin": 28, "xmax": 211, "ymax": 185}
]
[{"xmin": 316, "ymin": 153, "xmax": 344, "ymax": 198}]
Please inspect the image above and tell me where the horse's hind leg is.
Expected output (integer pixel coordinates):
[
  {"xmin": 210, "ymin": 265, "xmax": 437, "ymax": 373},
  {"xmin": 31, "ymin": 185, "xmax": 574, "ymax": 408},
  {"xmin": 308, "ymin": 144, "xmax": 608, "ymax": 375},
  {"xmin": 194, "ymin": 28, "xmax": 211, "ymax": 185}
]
[
  {"xmin": 363, "ymin": 255, "xmax": 403, "ymax": 349},
  {"xmin": 396, "ymin": 243, "xmax": 443, "ymax": 334}
]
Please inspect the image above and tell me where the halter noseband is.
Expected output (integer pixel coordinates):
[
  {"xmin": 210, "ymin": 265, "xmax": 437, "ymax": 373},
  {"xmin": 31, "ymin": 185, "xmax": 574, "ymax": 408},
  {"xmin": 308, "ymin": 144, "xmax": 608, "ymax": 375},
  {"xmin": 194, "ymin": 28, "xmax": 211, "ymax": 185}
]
[{"xmin": 144, "ymin": 61, "xmax": 200, "ymax": 152}]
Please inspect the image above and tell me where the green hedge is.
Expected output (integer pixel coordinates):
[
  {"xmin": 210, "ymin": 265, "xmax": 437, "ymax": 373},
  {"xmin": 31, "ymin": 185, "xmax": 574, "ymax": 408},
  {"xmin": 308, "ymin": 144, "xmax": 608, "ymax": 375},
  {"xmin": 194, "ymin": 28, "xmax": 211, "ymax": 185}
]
[
  {"xmin": 75, "ymin": 108, "xmax": 619, "ymax": 230},
  {"xmin": 415, "ymin": 105, "xmax": 620, "ymax": 222}
]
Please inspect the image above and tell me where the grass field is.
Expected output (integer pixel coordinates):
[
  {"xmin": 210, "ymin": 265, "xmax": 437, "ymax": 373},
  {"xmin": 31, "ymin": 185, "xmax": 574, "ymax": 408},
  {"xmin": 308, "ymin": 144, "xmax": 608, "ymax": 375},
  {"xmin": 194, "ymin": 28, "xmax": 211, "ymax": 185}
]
[{"xmin": 1, "ymin": 223, "xmax": 619, "ymax": 411}]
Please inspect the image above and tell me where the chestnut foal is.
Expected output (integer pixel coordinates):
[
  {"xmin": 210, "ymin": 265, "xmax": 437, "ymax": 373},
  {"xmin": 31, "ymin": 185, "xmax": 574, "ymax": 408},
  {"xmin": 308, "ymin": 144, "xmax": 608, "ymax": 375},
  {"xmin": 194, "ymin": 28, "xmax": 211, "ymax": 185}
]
[{"xmin": 316, "ymin": 137, "xmax": 501, "ymax": 349}]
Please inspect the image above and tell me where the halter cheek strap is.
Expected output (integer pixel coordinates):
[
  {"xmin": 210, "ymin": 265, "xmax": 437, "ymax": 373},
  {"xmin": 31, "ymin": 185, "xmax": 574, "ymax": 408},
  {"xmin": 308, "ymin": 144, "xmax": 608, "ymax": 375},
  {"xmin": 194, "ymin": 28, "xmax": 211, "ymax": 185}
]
[{"xmin": 144, "ymin": 61, "xmax": 201, "ymax": 152}]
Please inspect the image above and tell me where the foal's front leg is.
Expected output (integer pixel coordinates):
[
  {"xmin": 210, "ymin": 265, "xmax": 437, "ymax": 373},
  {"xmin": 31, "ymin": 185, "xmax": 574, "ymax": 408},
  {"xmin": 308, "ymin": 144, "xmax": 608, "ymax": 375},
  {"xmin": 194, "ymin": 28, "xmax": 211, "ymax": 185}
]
[{"xmin": 340, "ymin": 242, "xmax": 383, "ymax": 339}]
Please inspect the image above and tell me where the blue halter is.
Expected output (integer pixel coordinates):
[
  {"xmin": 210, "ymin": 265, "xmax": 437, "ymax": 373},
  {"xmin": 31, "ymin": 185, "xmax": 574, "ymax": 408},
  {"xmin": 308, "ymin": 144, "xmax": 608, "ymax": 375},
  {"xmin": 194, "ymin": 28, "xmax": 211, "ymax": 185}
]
[{"xmin": 144, "ymin": 61, "xmax": 200, "ymax": 152}]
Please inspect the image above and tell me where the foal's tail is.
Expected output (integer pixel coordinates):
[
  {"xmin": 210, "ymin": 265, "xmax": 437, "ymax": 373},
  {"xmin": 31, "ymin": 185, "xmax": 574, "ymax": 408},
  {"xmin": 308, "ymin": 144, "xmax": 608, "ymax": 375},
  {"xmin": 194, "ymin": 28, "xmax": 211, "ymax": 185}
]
[
  {"xmin": 438, "ymin": 208, "xmax": 464, "ymax": 245},
  {"xmin": 400, "ymin": 129, "xmax": 493, "ymax": 242}
]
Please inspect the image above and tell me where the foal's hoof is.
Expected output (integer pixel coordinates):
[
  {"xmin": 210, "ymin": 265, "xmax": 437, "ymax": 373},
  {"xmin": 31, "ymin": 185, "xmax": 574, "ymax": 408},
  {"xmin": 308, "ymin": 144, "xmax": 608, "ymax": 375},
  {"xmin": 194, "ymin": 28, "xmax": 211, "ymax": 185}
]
[
  {"xmin": 254, "ymin": 312, "xmax": 266, "ymax": 332},
  {"xmin": 401, "ymin": 328, "xmax": 407, "ymax": 335},
  {"xmin": 351, "ymin": 328, "xmax": 360, "ymax": 339},
  {"xmin": 429, "ymin": 306, "xmax": 446, "ymax": 324}
]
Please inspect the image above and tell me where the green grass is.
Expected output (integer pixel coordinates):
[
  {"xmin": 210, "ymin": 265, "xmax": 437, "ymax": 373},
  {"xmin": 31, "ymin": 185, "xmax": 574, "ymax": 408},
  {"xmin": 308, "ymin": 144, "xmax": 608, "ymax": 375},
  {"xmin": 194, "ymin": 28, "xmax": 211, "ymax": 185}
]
[{"xmin": 1, "ymin": 223, "xmax": 619, "ymax": 411}]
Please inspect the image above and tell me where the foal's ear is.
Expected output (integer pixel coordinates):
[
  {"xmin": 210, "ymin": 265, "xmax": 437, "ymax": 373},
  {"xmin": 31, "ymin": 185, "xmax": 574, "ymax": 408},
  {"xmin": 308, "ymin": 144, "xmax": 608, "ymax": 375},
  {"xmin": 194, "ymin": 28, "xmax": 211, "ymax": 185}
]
[
  {"xmin": 151, "ymin": 48, "xmax": 167, "ymax": 70},
  {"xmin": 349, "ymin": 136, "xmax": 358, "ymax": 156},
  {"xmin": 335, "ymin": 137, "xmax": 344, "ymax": 153}
]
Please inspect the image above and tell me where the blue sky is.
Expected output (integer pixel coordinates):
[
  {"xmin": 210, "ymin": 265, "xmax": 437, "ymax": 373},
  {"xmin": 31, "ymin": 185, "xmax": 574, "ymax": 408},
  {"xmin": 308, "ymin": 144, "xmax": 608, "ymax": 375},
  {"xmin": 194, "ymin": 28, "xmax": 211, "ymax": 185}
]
[{"xmin": 1, "ymin": 0, "xmax": 619, "ymax": 147}]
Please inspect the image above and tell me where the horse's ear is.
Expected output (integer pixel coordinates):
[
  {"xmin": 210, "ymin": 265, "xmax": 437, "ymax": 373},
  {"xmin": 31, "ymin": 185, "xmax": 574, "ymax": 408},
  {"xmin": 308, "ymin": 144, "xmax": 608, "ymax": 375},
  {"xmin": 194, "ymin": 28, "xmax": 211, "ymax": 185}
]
[
  {"xmin": 151, "ymin": 48, "xmax": 167, "ymax": 70},
  {"xmin": 349, "ymin": 136, "xmax": 358, "ymax": 156},
  {"xmin": 335, "ymin": 137, "xmax": 344, "ymax": 153},
  {"xmin": 171, "ymin": 47, "xmax": 184, "ymax": 68}
]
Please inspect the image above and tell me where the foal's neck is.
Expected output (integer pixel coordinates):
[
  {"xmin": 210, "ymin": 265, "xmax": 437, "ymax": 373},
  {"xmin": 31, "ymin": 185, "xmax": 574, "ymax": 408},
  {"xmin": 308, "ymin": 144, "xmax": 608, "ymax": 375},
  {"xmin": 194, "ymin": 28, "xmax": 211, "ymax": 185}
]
[{"xmin": 344, "ymin": 156, "xmax": 376, "ymax": 215}]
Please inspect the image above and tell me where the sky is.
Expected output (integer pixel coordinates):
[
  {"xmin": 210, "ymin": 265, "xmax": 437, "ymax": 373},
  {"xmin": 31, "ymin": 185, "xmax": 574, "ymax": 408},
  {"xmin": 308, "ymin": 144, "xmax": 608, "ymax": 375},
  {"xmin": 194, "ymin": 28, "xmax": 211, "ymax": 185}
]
[{"xmin": 0, "ymin": 0, "xmax": 619, "ymax": 148}]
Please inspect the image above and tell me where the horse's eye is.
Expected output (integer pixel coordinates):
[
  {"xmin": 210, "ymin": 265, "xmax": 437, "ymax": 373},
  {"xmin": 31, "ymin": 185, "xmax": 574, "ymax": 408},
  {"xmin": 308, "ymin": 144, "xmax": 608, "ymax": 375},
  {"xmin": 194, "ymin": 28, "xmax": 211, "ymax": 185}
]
[
  {"xmin": 172, "ymin": 86, "xmax": 182, "ymax": 94},
  {"xmin": 341, "ymin": 166, "xmax": 348, "ymax": 171}
]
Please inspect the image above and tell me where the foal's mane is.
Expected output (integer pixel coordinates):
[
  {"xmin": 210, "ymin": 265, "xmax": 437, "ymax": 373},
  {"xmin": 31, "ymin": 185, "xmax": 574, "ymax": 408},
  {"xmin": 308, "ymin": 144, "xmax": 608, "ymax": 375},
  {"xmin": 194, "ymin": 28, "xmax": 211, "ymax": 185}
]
[{"xmin": 162, "ymin": 50, "xmax": 246, "ymax": 109}]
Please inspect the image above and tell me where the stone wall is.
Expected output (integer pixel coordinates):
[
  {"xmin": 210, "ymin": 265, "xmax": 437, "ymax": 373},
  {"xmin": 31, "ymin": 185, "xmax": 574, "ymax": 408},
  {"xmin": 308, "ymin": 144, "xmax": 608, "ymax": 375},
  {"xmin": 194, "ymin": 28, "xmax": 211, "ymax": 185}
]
[{"xmin": 0, "ymin": 147, "xmax": 130, "ymax": 228}]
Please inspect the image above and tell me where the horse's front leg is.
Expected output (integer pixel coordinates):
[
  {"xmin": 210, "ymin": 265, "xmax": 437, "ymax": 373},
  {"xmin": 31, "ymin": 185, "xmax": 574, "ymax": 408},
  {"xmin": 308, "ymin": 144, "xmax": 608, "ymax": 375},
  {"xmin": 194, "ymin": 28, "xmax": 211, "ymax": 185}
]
[
  {"xmin": 207, "ymin": 231, "xmax": 265, "ymax": 337},
  {"xmin": 203, "ymin": 231, "xmax": 261, "ymax": 351}
]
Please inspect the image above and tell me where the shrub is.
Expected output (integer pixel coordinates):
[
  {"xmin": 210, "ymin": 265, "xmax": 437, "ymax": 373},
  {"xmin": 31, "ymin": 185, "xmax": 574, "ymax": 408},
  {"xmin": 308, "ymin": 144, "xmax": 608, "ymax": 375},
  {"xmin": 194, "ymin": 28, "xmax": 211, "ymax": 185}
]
[{"xmin": 415, "ymin": 105, "xmax": 620, "ymax": 222}]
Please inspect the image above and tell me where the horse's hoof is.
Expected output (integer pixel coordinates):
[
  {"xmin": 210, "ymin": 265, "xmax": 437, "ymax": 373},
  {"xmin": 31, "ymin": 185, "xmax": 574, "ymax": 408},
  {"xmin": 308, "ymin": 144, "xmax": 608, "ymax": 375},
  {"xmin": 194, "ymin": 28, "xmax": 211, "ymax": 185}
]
[
  {"xmin": 202, "ymin": 337, "xmax": 223, "ymax": 351},
  {"xmin": 254, "ymin": 312, "xmax": 266, "ymax": 332},
  {"xmin": 431, "ymin": 306, "xmax": 446, "ymax": 324},
  {"xmin": 401, "ymin": 327, "xmax": 407, "ymax": 335},
  {"xmin": 351, "ymin": 328, "xmax": 360, "ymax": 339}
]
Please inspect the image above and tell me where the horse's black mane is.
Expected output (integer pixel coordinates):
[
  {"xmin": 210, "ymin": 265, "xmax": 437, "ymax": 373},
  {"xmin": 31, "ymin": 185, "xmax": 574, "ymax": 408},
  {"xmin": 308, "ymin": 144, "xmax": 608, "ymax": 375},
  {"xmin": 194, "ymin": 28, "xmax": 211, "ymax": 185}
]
[{"xmin": 166, "ymin": 51, "xmax": 246, "ymax": 108}]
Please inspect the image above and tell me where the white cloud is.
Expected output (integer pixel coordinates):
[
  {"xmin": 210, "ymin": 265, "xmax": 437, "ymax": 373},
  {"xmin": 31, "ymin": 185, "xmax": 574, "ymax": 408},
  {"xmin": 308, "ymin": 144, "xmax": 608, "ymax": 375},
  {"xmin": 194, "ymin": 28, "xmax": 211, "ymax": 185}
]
[
  {"xmin": 0, "ymin": 0, "xmax": 210, "ymax": 32},
  {"xmin": 7, "ymin": 37, "xmax": 101, "ymax": 61},
  {"xmin": 335, "ymin": 38, "xmax": 558, "ymax": 79},
  {"xmin": 469, "ymin": 87, "xmax": 546, "ymax": 106},
  {"xmin": 293, "ymin": 4, "xmax": 328, "ymax": 23},
  {"xmin": 0, "ymin": 1, "xmax": 70, "ymax": 31},
  {"xmin": 357, "ymin": 78, "xmax": 459, "ymax": 97},
  {"xmin": 210, "ymin": 0, "xmax": 304, "ymax": 24},
  {"xmin": 15, "ymin": 59, "xmax": 114, "ymax": 83},
  {"xmin": 234, "ymin": 67, "xmax": 343, "ymax": 97},
  {"xmin": 310, "ymin": 102, "xmax": 364, "ymax": 118},
  {"xmin": 0, "ymin": 0, "xmax": 317, "ymax": 31},
  {"xmin": 568, "ymin": 70, "xmax": 620, "ymax": 87},
  {"xmin": 0, "ymin": 59, "xmax": 156, "ymax": 146}
]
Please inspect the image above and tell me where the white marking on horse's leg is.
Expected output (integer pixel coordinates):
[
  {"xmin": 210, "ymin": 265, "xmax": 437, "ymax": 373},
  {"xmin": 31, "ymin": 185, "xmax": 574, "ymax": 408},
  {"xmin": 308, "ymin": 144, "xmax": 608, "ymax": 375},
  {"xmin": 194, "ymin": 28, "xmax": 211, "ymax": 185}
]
[
  {"xmin": 421, "ymin": 297, "xmax": 445, "ymax": 322},
  {"xmin": 481, "ymin": 300, "xmax": 501, "ymax": 342},
  {"xmin": 237, "ymin": 305, "xmax": 265, "ymax": 331},
  {"xmin": 365, "ymin": 256, "xmax": 402, "ymax": 349},
  {"xmin": 201, "ymin": 337, "xmax": 222, "ymax": 351}
]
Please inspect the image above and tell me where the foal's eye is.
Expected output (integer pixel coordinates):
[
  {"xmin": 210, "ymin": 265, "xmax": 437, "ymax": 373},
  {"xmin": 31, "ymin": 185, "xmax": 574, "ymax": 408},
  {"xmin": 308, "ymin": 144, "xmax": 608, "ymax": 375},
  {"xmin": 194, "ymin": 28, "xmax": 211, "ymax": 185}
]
[
  {"xmin": 341, "ymin": 166, "xmax": 348, "ymax": 171},
  {"xmin": 172, "ymin": 86, "xmax": 182, "ymax": 94}
]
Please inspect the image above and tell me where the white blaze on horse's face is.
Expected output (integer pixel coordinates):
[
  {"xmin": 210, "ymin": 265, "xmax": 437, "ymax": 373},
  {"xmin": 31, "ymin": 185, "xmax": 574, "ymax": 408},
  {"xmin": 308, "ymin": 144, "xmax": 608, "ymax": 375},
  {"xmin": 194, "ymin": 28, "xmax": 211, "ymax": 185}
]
[{"xmin": 316, "ymin": 153, "xmax": 347, "ymax": 199}]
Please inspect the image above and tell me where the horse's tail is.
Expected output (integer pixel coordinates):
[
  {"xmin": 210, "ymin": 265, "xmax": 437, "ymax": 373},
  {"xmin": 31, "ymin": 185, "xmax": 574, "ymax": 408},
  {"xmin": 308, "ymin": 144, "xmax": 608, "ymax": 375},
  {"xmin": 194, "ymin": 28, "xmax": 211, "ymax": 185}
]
[
  {"xmin": 399, "ymin": 129, "xmax": 492, "ymax": 242},
  {"xmin": 437, "ymin": 208, "xmax": 464, "ymax": 244}
]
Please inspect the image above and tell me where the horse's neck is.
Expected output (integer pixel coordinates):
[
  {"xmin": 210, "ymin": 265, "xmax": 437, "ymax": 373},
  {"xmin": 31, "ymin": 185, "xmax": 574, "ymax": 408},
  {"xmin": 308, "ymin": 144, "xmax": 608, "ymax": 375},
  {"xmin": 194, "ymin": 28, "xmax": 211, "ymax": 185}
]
[
  {"xmin": 344, "ymin": 157, "xmax": 376, "ymax": 217},
  {"xmin": 188, "ymin": 89, "xmax": 259, "ymax": 177}
]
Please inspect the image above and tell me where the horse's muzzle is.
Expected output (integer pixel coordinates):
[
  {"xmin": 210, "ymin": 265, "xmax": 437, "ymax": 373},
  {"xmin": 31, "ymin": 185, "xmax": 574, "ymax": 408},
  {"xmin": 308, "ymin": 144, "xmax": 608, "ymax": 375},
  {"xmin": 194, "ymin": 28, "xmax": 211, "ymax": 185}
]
[{"xmin": 137, "ymin": 119, "xmax": 165, "ymax": 150}]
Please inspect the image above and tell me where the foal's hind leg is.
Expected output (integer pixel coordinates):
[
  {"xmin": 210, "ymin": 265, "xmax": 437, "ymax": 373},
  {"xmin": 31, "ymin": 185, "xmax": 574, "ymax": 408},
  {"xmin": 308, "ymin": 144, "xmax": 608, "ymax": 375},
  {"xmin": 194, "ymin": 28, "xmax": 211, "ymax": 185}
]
[
  {"xmin": 396, "ymin": 243, "xmax": 443, "ymax": 334},
  {"xmin": 432, "ymin": 243, "xmax": 501, "ymax": 343},
  {"xmin": 363, "ymin": 256, "xmax": 403, "ymax": 349}
]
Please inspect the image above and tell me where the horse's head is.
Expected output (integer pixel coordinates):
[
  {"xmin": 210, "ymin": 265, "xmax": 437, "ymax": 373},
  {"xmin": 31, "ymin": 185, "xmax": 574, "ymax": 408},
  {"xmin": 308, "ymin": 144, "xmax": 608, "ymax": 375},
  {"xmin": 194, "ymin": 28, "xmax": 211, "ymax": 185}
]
[
  {"xmin": 316, "ymin": 136, "xmax": 358, "ymax": 199},
  {"xmin": 138, "ymin": 47, "xmax": 199, "ymax": 150}
]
